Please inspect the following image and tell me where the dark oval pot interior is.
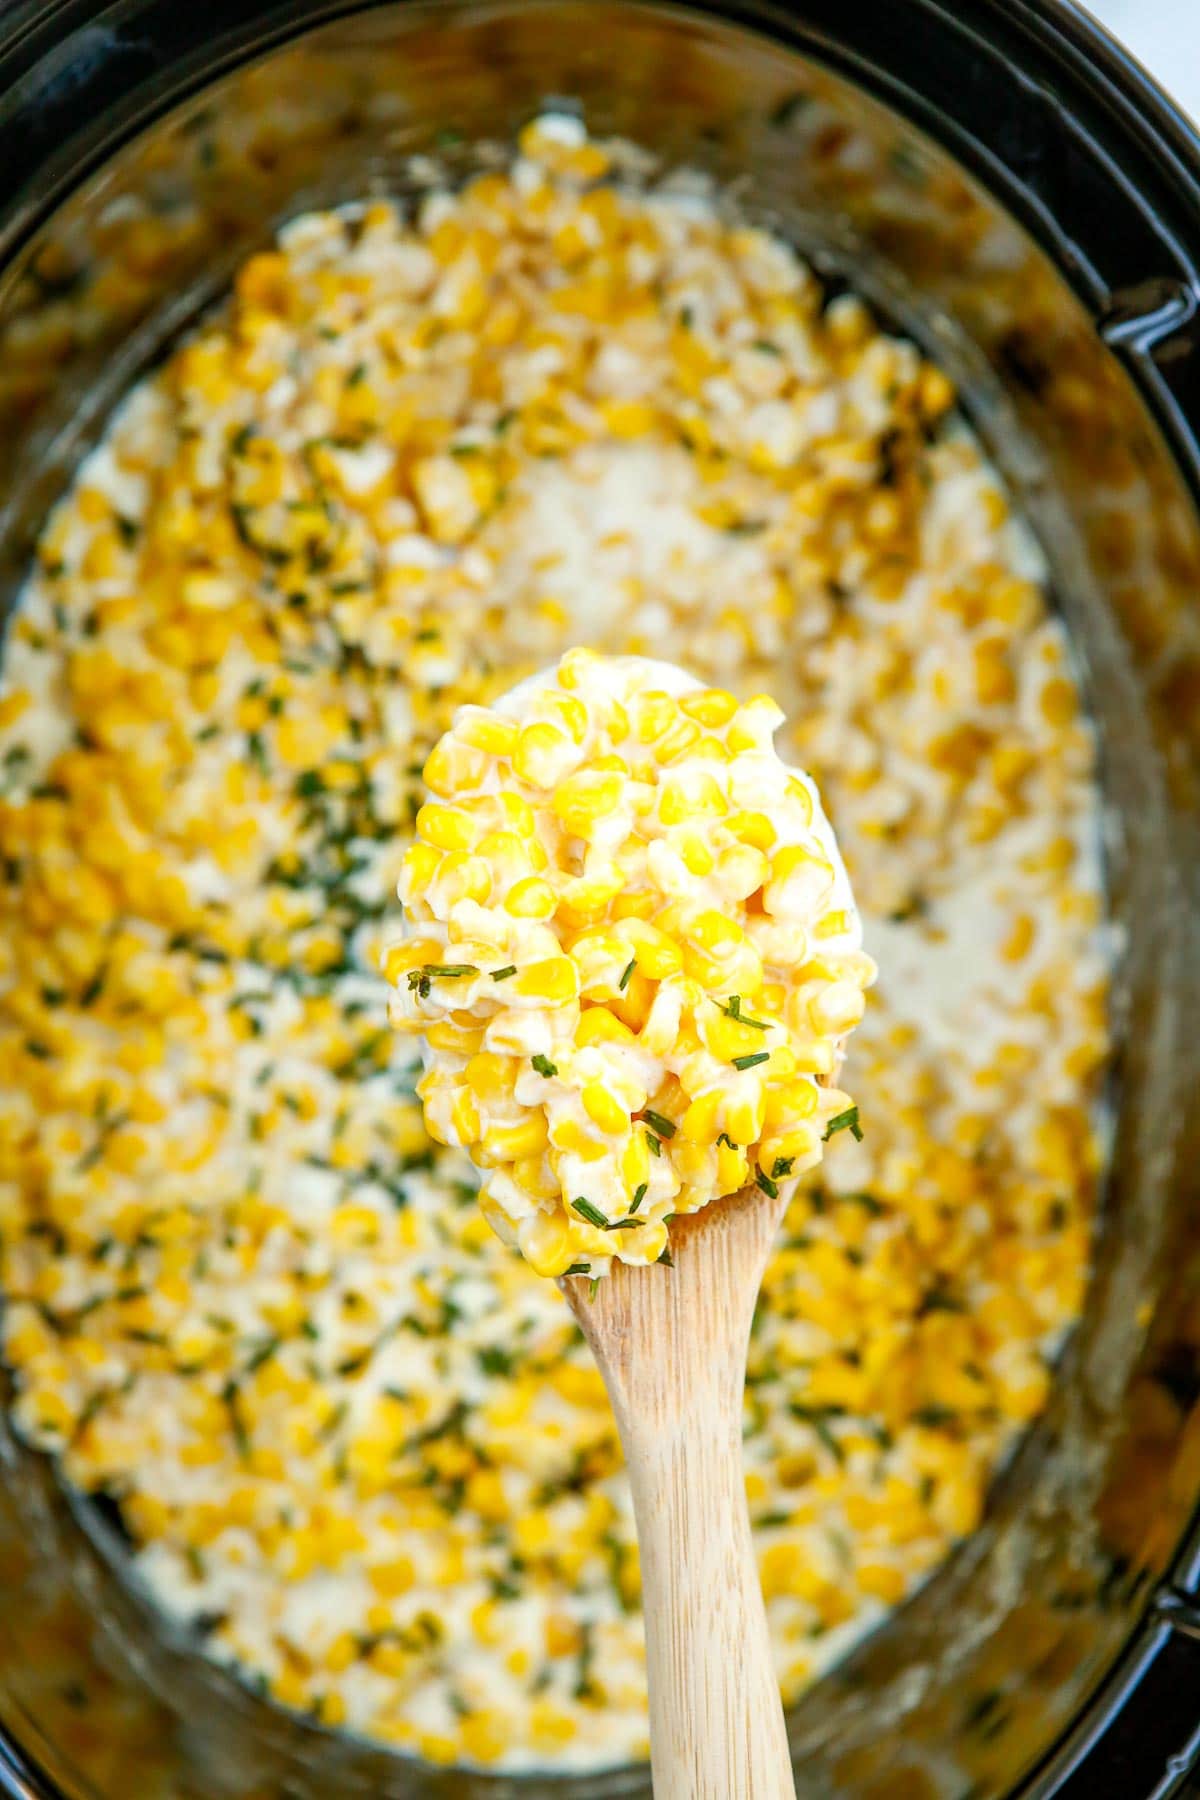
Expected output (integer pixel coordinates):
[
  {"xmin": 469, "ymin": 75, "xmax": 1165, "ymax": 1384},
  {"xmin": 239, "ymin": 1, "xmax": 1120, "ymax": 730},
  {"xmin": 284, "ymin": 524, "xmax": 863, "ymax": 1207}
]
[{"xmin": 0, "ymin": 4, "xmax": 1198, "ymax": 1798}]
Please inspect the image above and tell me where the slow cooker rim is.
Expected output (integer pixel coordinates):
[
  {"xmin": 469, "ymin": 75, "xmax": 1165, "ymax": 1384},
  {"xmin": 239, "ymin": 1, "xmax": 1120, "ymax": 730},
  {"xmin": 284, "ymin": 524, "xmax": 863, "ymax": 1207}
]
[{"xmin": 0, "ymin": 3, "xmax": 1197, "ymax": 1800}]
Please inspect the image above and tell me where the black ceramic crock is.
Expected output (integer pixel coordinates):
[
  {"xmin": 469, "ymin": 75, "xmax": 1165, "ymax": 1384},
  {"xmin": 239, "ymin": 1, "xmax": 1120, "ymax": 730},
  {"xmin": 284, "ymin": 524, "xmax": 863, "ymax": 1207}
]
[{"xmin": 0, "ymin": 3, "xmax": 1197, "ymax": 1797}]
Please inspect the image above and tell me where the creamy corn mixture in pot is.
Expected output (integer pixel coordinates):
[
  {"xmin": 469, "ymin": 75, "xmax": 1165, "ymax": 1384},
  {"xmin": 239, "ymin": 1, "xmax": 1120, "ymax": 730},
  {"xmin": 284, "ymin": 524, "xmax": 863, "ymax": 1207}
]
[{"xmin": 0, "ymin": 118, "xmax": 1109, "ymax": 1771}]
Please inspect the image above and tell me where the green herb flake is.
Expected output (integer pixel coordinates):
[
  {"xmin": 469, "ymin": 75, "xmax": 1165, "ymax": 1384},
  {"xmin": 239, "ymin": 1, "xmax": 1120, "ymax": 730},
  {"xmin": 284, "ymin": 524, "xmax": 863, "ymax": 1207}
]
[
  {"xmin": 531, "ymin": 1054, "xmax": 558, "ymax": 1078},
  {"xmin": 645, "ymin": 1129, "xmax": 662, "ymax": 1157},
  {"xmin": 571, "ymin": 1197, "xmax": 610, "ymax": 1230},
  {"xmin": 733, "ymin": 1051, "xmax": 770, "ymax": 1071},
  {"xmin": 490, "ymin": 964, "xmax": 517, "ymax": 982},
  {"xmin": 407, "ymin": 962, "xmax": 478, "ymax": 998},
  {"xmin": 823, "ymin": 1106, "xmax": 863, "ymax": 1143},
  {"xmin": 755, "ymin": 1166, "xmax": 779, "ymax": 1199},
  {"xmin": 629, "ymin": 1182, "xmax": 648, "ymax": 1214},
  {"xmin": 221, "ymin": 1380, "xmax": 252, "ymax": 1462},
  {"xmin": 722, "ymin": 995, "xmax": 768, "ymax": 1030},
  {"xmin": 618, "ymin": 958, "xmax": 636, "ymax": 991},
  {"xmin": 641, "ymin": 1108, "xmax": 676, "ymax": 1140}
]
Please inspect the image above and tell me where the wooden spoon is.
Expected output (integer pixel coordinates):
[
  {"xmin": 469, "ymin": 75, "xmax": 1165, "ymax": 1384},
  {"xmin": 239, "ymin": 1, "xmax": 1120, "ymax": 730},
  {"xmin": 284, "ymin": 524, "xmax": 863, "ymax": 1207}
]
[{"xmin": 560, "ymin": 1177, "xmax": 797, "ymax": 1800}]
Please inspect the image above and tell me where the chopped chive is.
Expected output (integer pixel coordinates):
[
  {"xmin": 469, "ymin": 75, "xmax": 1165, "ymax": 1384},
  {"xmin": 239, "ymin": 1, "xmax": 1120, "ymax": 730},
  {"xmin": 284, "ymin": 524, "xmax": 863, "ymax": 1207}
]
[
  {"xmin": 823, "ymin": 1106, "xmax": 863, "ymax": 1143},
  {"xmin": 531, "ymin": 1054, "xmax": 558, "ymax": 1078},
  {"xmin": 571, "ymin": 1197, "xmax": 610, "ymax": 1230},
  {"xmin": 346, "ymin": 361, "xmax": 368, "ymax": 387},
  {"xmin": 618, "ymin": 958, "xmax": 636, "ymax": 990},
  {"xmin": 641, "ymin": 1109, "xmax": 676, "ymax": 1140},
  {"xmin": 490, "ymin": 965, "xmax": 517, "ymax": 981},
  {"xmin": 755, "ymin": 1166, "xmax": 779, "ymax": 1199},
  {"xmin": 588, "ymin": 1277, "xmax": 600, "ymax": 1301},
  {"xmin": 221, "ymin": 1380, "xmax": 251, "ymax": 1461},
  {"xmin": 722, "ymin": 995, "xmax": 768, "ymax": 1030},
  {"xmin": 604, "ymin": 1218, "xmax": 642, "ymax": 1232},
  {"xmin": 243, "ymin": 1334, "xmax": 280, "ymax": 1374},
  {"xmin": 407, "ymin": 962, "xmax": 478, "ymax": 997},
  {"xmin": 717, "ymin": 1132, "xmax": 737, "ymax": 1150},
  {"xmin": 733, "ymin": 1051, "xmax": 770, "ymax": 1071},
  {"xmin": 645, "ymin": 1130, "xmax": 662, "ymax": 1157},
  {"xmin": 771, "ymin": 1156, "xmax": 795, "ymax": 1179},
  {"xmin": 657, "ymin": 1247, "xmax": 674, "ymax": 1267},
  {"xmin": 630, "ymin": 1182, "xmax": 648, "ymax": 1214},
  {"xmin": 563, "ymin": 1261, "xmax": 591, "ymax": 1277}
]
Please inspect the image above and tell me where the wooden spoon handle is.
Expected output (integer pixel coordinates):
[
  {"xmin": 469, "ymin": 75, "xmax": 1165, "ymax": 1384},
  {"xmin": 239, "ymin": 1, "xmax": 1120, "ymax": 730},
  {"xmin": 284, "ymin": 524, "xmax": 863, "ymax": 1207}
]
[
  {"xmin": 565, "ymin": 1184, "xmax": 796, "ymax": 1800},
  {"xmin": 623, "ymin": 1370, "xmax": 794, "ymax": 1799}
]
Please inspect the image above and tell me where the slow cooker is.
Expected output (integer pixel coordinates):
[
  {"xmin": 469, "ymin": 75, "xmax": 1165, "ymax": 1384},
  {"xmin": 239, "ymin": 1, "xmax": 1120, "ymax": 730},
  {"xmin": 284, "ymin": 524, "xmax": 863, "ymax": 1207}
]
[{"xmin": 0, "ymin": 1, "xmax": 1197, "ymax": 1796}]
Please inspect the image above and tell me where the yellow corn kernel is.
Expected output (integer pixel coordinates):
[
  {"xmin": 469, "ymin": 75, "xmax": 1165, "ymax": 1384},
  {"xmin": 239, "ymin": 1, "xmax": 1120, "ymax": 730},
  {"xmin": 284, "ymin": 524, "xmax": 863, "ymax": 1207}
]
[
  {"xmin": 514, "ymin": 721, "xmax": 575, "ymax": 787},
  {"xmin": 425, "ymin": 1021, "xmax": 485, "ymax": 1055},
  {"xmin": 621, "ymin": 1130, "xmax": 651, "ymax": 1191},
  {"xmin": 496, "ymin": 792, "xmax": 538, "ymax": 838},
  {"xmin": 724, "ymin": 1091, "xmax": 766, "ymax": 1144},
  {"xmin": 704, "ymin": 1013, "xmax": 772, "ymax": 1064},
  {"xmin": 614, "ymin": 921, "xmax": 681, "ymax": 980},
  {"xmin": 726, "ymin": 809, "xmax": 777, "ymax": 850},
  {"xmin": 480, "ymin": 1115, "xmax": 550, "ymax": 1161},
  {"xmin": 575, "ymin": 1007, "xmax": 637, "ymax": 1048},
  {"xmin": 765, "ymin": 1078, "xmax": 819, "ymax": 1128},
  {"xmin": 449, "ymin": 1088, "xmax": 481, "ymax": 1144},
  {"xmin": 464, "ymin": 1052, "xmax": 516, "ymax": 1103},
  {"xmin": 415, "ymin": 803, "xmax": 476, "ymax": 852},
  {"xmin": 435, "ymin": 851, "xmax": 492, "ymax": 906},
  {"xmin": 652, "ymin": 715, "xmax": 703, "ymax": 764},
  {"xmin": 513, "ymin": 957, "xmax": 578, "ymax": 1003},
  {"xmin": 659, "ymin": 773, "xmax": 727, "ymax": 826},
  {"xmin": 678, "ymin": 831, "xmax": 716, "ymax": 877},
  {"xmin": 681, "ymin": 1091, "xmax": 721, "ymax": 1143},
  {"xmin": 809, "ymin": 979, "xmax": 866, "ymax": 1036},
  {"xmin": 549, "ymin": 1117, "xmax": 608, "ymax": 1161},
  {"xmin": 400, "ymin": 841, "xmax": 441, "ymax": 895},
  {"xmin": 680, "ymin": 687, "xmax": 739, "ymax": 728},
  {"xmin": 600, "ymin": 397, "xmax": 657, "ymax": 439},
  {"xmin": 688, "ymin": 909, "xmax": 744, "ymax": 955},
  {"xmin": 518, "ymin": 1210, "xmax": 575, "ymax": 1278},
  {"xmin": 858, "ymin": 1563, "xmax": 907, "ymax": 1605},
  {"xmin": 716, "ymin": 1139, "xmax": 749, "ymax": 1193},
  {"xmin": 457, "ymin": 711, "xmax": 519, "ymax": 756},
  {"xmin": 368, "ymin": 1556, "xmax": 416, "ymax": 1598},
  {"xmin": 582, "ymin": 1083, "xmax": 628, "ymax": 1135},
  {"xmin": 552, "ymin": 771, "xmax": 622, "ymax": 837},
  {"xmin": 717, "ymin": 844, "xmax": 769, "ymax": 900},
  {"xmin": 506, "ymin": 877, "xmax": 557, "ymax": 920},
  {"xmin": 634, "ymin": 692, "xmax": 678, "ymax": 743}
]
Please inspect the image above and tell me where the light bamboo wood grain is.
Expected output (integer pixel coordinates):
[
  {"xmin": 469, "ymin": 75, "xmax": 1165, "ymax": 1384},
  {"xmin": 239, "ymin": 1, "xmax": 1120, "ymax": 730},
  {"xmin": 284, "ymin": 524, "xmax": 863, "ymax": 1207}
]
[{"xmin": 561, "ymin": 1181, "xmax": 797, "ymax": 1800}]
